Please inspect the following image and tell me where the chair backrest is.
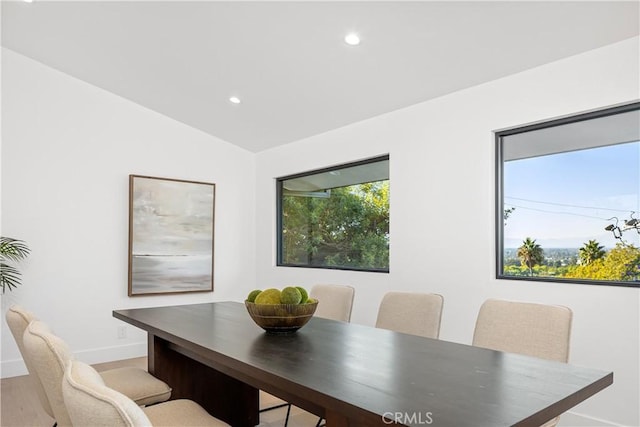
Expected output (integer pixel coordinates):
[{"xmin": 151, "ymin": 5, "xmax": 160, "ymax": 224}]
[
  {"xmin": 63, "ymin": 359, "xmax": 152, "ymax": 427},
  {"xmin": 310, "ymin": 284, "xmax": 355, "ymax": 322},
  {"xmin": 375, "ymin": 292, "xmax": 444, "ymax": 339},
  {"xmin": 472, "ymin": 299, "xmax": 572, "ymax": 362},
  {"xmin": 23, "ymin": 320, "xmax": 74, "ymax": 427},
  {"xmin": 5, "ymin": 305, "xmax": 54, "ymax": 418}
]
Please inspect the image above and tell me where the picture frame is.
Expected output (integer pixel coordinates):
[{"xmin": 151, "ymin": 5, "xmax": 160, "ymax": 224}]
[{"xmin": 128, "ymin": 174, "xmax": 215, "ymax": 296}]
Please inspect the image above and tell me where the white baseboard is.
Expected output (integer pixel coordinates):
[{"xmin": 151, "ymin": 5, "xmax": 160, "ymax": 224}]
[
  {"xmin": 559, "ymin": 411, "xmax": 618, "ymax": 427},
  {"xmin": 74, "ymin": 342, "xmax": 147, "ymax": 365},
  {"xmin": 1, "ymin": 342, "xmax": 147, "ymax": 379}
]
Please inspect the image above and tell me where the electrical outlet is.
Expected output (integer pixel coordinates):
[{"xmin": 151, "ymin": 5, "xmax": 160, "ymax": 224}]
[{"xmin": 117, "ymin": 326, "xmax": 127, "ymax": 339}]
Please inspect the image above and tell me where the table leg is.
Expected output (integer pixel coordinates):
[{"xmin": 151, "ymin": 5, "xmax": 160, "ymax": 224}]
[
  {"xmin": 148, "ymin": 334, "xmax": 259, "ymax": 427},
  {"xmin": 324, "ymin": 411, "xmax": 351, "ymax": 427}
]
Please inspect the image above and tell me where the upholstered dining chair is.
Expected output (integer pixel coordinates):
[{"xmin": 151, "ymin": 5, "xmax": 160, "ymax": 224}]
[
  {"xmin": 5, "ymin": 305, "xmax": 55, "ymax": 425},
  {"xmin": 22, "ymin": 319, "xmax": 172, "ymax": 427},
  {"xmin": 310, "ymin": 284, "xmax": 355, "ymax": 322},
  {"xmin": 7, "ymin": 305, "xmax": 171, "ymax": 412},
  {"xmin": 63, "ymin": 359, "xmax": 229, "ymax": 426},
  {"xmin": 472, "ymin": 298, "xmax": 573, "ymax": 427},
  {"xmin": 375, "ymin": 292, "xmax": 444, "ymax": 338}
]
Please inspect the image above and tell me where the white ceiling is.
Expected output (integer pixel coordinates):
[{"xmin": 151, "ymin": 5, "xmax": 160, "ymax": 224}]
[{"xmin": 2, "ymin": 1, "xmax": 638, "ymax": 152}]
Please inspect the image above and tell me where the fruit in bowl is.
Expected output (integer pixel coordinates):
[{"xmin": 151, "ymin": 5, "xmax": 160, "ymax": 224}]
[{"xmin": 245, "ymin": 287, "xmax": 318, "ymax": 334}]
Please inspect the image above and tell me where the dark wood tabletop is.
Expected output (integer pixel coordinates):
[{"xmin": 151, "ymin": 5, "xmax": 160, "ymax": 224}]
[{"xmin": 113, "ymin": 301, "xmax": 612, "ymax": 427}]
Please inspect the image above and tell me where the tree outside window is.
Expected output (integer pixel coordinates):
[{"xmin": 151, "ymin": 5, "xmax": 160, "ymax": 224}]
[{"xmin": 277, "ymin": 156, "xmax": 389, "ymax": 272}]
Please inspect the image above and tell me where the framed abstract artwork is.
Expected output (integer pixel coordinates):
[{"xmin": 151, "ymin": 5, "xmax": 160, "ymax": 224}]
[{"xmin": 128, "ymin": 175, "xmax": 215, "ymax": 296}]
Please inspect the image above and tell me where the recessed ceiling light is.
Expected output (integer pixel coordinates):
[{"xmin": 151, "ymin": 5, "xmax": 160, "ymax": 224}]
[
  {"xmin": 344, "ymin": 33, "xmax": 360, "ymax": 46},
  {"xmin": 23, "ymin": 0, "xmax": 34, "ymax": 3},
  {"xmin": 229, "ymin": 96, "xmax": 241, "ymax": 105}
]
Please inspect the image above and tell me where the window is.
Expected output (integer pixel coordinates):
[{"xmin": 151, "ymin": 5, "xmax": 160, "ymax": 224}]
[
  {"xmin": 277, "ymin": 155, "xmax": 389, "ymax": 272},
  {"xmin": 497, "ymin": 102, "xmax": 640, "ymax": 287}
]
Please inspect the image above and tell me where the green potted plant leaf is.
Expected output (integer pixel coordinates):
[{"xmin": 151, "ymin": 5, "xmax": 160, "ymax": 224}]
[{"xmin": 0, "ymin": 237, "xmax": 30, "ymax": 293}]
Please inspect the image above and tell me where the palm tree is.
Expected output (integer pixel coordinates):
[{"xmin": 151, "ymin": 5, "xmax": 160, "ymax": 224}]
[
  {"xmin": 0, "ymin": 237, "xmax": 30, "ymax": 293},
  {"xmin": 517, "ymin": 237, "xmax": 544, "ymax": 276},
  {"xmin": 579, "ymin": 239, "xmax": 606, "ymax": 265}
]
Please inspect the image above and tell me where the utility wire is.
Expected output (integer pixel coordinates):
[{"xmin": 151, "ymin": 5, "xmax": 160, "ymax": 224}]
[
  {"xmin": 505, "ymin": 196, "xmax": 635, "ymax": 214},
  {"xmin": 504, "ymin": 204, "xmax": 611, "ymax": 221}
]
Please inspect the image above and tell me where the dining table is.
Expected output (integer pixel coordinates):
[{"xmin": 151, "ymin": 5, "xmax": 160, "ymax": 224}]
[{"xmin": 113, "ymin": 301, "xmax": 613, "ymax": 427}]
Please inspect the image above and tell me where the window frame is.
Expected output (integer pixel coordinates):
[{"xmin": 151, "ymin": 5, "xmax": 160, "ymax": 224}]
[
  {"xmin": 495, "ymin": 101, "xmax": 640, "ymax": 288},
  {"xmin": 276, "ymin": 155, "xmax": 390, "ymax": 273}
]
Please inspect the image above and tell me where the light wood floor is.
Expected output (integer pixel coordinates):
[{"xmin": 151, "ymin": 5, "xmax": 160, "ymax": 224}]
[{"xmin": 0, "ymin": 357, "xmax": 320, "ymax": 427}]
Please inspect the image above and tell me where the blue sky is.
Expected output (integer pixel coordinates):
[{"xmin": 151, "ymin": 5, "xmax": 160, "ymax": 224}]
[{"xmin": 503, "ymin": 141, "xmax": 639, "ymax": 249}]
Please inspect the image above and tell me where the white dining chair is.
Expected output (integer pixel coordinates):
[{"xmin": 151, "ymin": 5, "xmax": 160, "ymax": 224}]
[
  {"xmin": 5, "ymin": 305, "xmax": 55, "ymax": 425},
  {"xmin": 375, "ymin": 291, "xmax": 444, "ymax": 338},
  {"xmin": 6, "ymin": 305, "xmax": 172, "ymax": 421},
  {"xmin": 63, "ymin": 359, "xmax": 229, "ymax": 426},
  {"xmin": 472, "ymin": 298, "xmax": 573, "ymax": 427},
  {"xmin": 310, "ymin": 284, "xmax": 355, "ymax": 322},
  {"xmin": 22, "ymin": 320, "xmax": 175, "ymax": 427}
]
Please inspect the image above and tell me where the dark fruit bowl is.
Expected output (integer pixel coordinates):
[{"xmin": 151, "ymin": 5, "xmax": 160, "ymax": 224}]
[{"xmin": 245, "ymin": 301, "xmax": 318, "ymax": 334}]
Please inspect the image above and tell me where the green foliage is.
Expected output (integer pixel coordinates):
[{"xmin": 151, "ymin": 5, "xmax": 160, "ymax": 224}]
[
  {"xmin": 565, "ymin": 243, "xmax": 640, "ymax": 282},
  {"xmin": 282, "ymin": 181, "xmax": 389, "ymax": 270},
  {"xmin": 503, "ymin": 265, "xmax": 529, "ymax": 276},
  {"xmin": 0, "ymin": 237, "xmax": 30, "ymax": 294},
  {"xmin": 504, "ymin": 263, "xmax": 573, "ymax": 278},
  {"xmin": 504, "ymin": 240, "xmax": 640, "ymax": 283}
]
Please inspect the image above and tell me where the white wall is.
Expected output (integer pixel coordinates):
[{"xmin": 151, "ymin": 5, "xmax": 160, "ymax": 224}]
[
  {"xmin": 255, "ymin": 37, "xmax": 640, "ymax": 426},
  {"xmin": 0, "ymin": 48, "xmax": 256, "ymax": 376}
]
